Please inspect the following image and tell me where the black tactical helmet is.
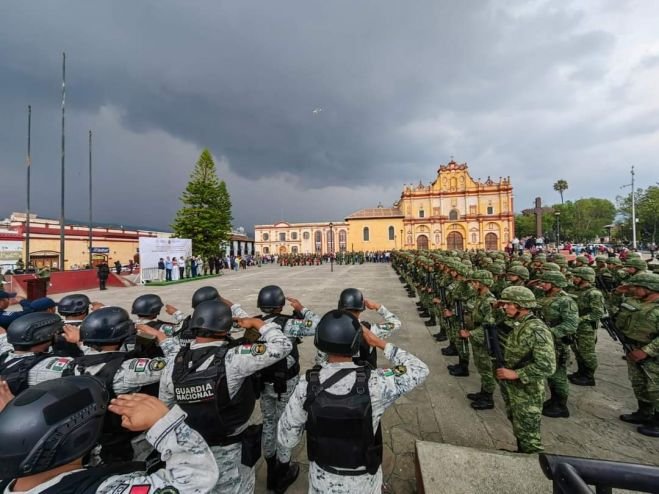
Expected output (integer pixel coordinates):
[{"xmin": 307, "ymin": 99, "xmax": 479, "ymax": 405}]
[
  {"xmin": 314, "ymin": 310, "xmax": 362, "ymax": 356},
  {"xmin": 190, "ymin": 300, "xmax": 233, "ymax": 334},
  {"xmin": 57, "ymin": 294, "xmax": 91, "ymax": 316},
  {"xmin": 80, "ymin": 307, "xmax": 135, "ymax": 345},
  {"xmin": 191, "ymin": 286, "xmax": 220, "ymax": 308},
  {"xmin": 0, "ymin": 376, "xmax": 107, "ymax": 479},
  {"xmin": 131, "ymin": 294, "xmax": 164, "ymax": 316},
  {"xmin": 257, "ymin": 285, "xmax": 285, "ymax": 313},
  {"xmin": 7, "ymin": 312, "xmax": 63, "ymax": 347},
  {"xmin": 338, "ymin": 288, "xmax": 365, "ymax": 311}
]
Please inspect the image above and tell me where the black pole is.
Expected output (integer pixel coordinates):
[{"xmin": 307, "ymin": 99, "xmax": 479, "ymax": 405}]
[
  {"xmin": 88, "ymin": 130, "xmax": 93, "ymax": 268},
  {"xmin": 26, "ymin": 105, "xmax": 31, "ymax": 267},
  {"xmin": 59, "ymin": 52, "xmax": 66, "ymax": 270}
]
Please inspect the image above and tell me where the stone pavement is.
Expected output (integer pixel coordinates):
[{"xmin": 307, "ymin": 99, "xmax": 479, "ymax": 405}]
[{"xmin": 44, "ymin": 262, "xmax": 659, "ymax": 493}]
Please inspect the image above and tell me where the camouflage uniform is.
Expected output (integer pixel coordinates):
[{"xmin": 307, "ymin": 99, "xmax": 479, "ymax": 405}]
[
  {"xmin": 497, "ymin": 287, "xmax": 556, "ymax": 453},
  {"xmin": 277, "ymin": 343, "xmax": 429, "ymax": 493},
  {"xmin": 159, "ymin": 321, "xmax": 293, "ymax": 494}
]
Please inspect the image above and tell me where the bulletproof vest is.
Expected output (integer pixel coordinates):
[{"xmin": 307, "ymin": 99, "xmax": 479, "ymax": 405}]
[
  {"xmin": 353, "ymin": 321, "xmax": 376, "ymax": 369},
  {"xmin": 174, "ymin": 315, "xmax": 196, "ymax": 346},
  {"xmin": 258, "ymin": 314, "xmax": 301, "ymax": 391},
  {"xmin": 0, "ymin": 462, "xmax": 143, "ymax": 494},
  {"xmin": 0, "ymin": 352, "xmax": 51, "ymax": 395},
  {"xmin": 172, "ymin": 344, "xmax": 256, "ymax": 446},
  {"xmin": 67, "ymin": 352, "xmax": 137, "ymax": 460},
  {"xmin": 303, "ymin": 365, "xmax": 382, "ymax": 475}
]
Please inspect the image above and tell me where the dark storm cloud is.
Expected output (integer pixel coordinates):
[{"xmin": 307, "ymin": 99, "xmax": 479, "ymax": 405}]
[{"xmin": 0, "ymin": 0, "xmax": 657, "ymax": 231}]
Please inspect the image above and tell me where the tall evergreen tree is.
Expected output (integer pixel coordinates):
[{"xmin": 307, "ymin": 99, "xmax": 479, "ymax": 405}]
[
  {"xmin": 553, "ymin": 179, "xmax": 569, "ymax": 204},
  {"xmin": 172, "ymin": 149, "xmax": 233, "ymax": 257}
]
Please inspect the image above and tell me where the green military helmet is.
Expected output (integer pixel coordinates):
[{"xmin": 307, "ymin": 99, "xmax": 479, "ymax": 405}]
[
  {"xmin": 488, "ymin": 263, "xmax": 506, "ymax": 276},
  {"xmin": 507, "ymin": 265, "xmax": 530, "ymax": 281},
  {"xmin": 499, "ymin": 286, "xmax": 537, "ymax": 308},
  {"xmin": 509, "ymin": 260, "xmax": 523, "ymax": 268},
  {"xmin": 575, "ymin": 255, "xmax": 590, "ymax": 265},
  {"xmin": 552, "ymin": 254, "xmax": 567, "ymax": 267},
  {"xmin": 533, "ymin": 253, "xmax": 547, "ymax": 263},
  {"xmin": 521, "ymin": 253, "xmax": 532, "ymax": 261},
  {"xmin": 607, "ymin": 257, "xmax": 622, "ymax": 266},
  {"xmin": 595, "ymin": 255, "xmax": 608, "ymax": 265},
  {"xmin": 480, "ymin": 257, "xmax": 493, "ymax": 266},
  {"xmin": 627, "ymin": 272, "xmax": 659, "ymax": 292},
  {"xmin": 470, "ymin": 269, "xmax": 494, "ymax": 287},
  {"xmin": 626, "ymin": 252, "xmax": 642, "ymax": 260},
  {"xmin": 571, "ymin": 266, "xmax": 596, "ymax": 283},
  {"xmin": 624, "ymin": 258, "xmax": 647, "ymax": 271},
  {"xmin": 540, "ymin": 271, "xmax": 568, "ymax": 288},
  {"xmin": 462, "ymin": 259, "xmax": 473, "ymax": 267},
  {"xmin": 542, "ymin": 262, "xmax": 561, "ymax": 272},
  {"xmin": 452, "ymin": 263, "xmax": 469, "ymax": 277}
]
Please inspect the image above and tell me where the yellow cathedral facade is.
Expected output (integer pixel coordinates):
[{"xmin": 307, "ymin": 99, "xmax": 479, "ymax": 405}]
[{"xmin": 254, "ymin": 160, "xmax": 514, "ymax": 254}]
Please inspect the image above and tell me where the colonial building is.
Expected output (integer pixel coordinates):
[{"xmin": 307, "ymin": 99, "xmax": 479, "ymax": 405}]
[
  {"xmin": 347, "ymin": 160, "xmax": 514, "ymax": 251},
  {"xmin": 254, "ymin": 221, "xmax": 349, "ymax": 255},
  {"xmin": 254, "ymin": 160, "xmax": 514, "ymax": 253}
]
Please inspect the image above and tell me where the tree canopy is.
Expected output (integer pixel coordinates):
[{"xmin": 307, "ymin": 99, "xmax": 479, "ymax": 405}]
[
  {"xmin": 617, "ymin": 185, "xmax": 659, "ymax": 244},
  {"xmin": 553, "ymin": 179, "xmax": 569, "ymax": 204},
  {"xmin": 171, "ymin": 149, "xmax": 233, "ymax": 257}
]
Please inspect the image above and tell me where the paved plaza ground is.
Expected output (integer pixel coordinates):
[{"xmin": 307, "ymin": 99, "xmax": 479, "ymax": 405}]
[{"xmin": 49, "ymin": 263, "xmax": 659, "ymax": 493}]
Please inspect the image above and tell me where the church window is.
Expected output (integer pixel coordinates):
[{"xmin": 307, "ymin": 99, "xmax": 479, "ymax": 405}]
[
  {"xmin": 388, "ymin": 226, "xmax": 395, "ymax": 240},
  {"xmin": 487, "ymin": 206, "xmax": 494, "ymax": 215},
  {"xmin": 315, "ymin": 231, "xmax": 322, "ymax": 252},
  {"xmin": 291, "ymin": 232, "xmax": 298, "ymax": 240},
  {"xmin": 363, "ymin": 227, "xmax": 370, "ymax": 241},
  {"xmin": 327, "ymin": 230, "xmax": 335, "ymax": 252},
  {"xmin": 279, "ymin": 232, "xmax": 286, "ymax": 241},
  {"xmin": 262, "ymin": 233, "xmax": 269, "ymax": 241},
  {"xmin": 449, "ymin": 209, "xmax": 459, "ymax": 221},
  {"xmin": 339, "ymin": 230, "xmax": 347, "ymax": 251},
  {"xmin": 303, "ymin": 231, "xmax": 310, "ymax": 240},
  {"xmin": 419, "ymin": 209, "xmax": 425, "ymax": 218}
]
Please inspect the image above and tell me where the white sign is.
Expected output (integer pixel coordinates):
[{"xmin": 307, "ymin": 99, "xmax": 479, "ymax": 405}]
[
  {"xmin": 0, "ymin": 241, "xmax": 23, "ymax": 270},
  {"xmin": 139, "ymin": 237, "xmax": 192, "ymax": 283}
]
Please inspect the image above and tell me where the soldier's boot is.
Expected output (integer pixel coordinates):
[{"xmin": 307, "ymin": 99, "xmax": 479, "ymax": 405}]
[
  {"xmin": 638, "ymin": 413, "xmax": 659, "ymax": 438},
  {"xmin": 567, "ymin": 361, "xmax": 584, "ymax": 380},
  {"xmin": 424, "ymin": 316, "xmax": 437, "ymax": 327},
  {"xmin": 274, "ymin": 460, "xmax": 300, "ymax": 494},
  {"xmin": 467, "ymin": 387, "xmax": 487, "ymax": 401},
  {"xmin": 433, "ymin": 329, "xmax": 448, "ymax": 341},
  {"xmin": 620, "ymin": 401, "xmax": 654, "ymax": 424},
  {"xmin": 542, "ymin": 388, "xmax": 558, "ymax": 410},
  {"xmin": 470, "ymin": 392, "xmax": 494, "ymax": 410},
  {"xmin": 265, "ymin": 456, "xmax": 278, "ymax": 491},
  {"xmin": 441, "ymin": 343, "xmax": 458, "ymax": 356},
  {"xmin": 569, "ymin": 370, "xmax": 595, "ymax": 386},
  {"xmin": 542, "ymin": 396, "xmax": 570, "ymax": 418},
  {"xmin": 416, "ymin": 301, "xmax": 423, "ymax": 307},
  {"xmin": 449, "ymin": 359, "xmax": 469, "ymax": 377},
  {"xmin": 419, "ymin": 311, "xmax": 430, "ymax": 319}
]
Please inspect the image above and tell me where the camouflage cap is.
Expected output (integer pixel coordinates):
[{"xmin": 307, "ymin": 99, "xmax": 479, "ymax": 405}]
[
  {"xmin": 507, "ymin": 265, "xmax": 530, "ymax": 280},
  {"xmin": 624, "ymin": 258, "xmax": 648, "ymax": 271},
  {"xmin": 542, "ymin": 262, "xmax": 561, "ymax": 272},
  {"xmin": 488, "ymin": 264, "xmax": 506, "ymax": 275},
  {"xmin": 499, "ymin": 286, "xmax": 537, "ymax": 308},
  {"xmin": 571, "ymin": 266, "xmax": 596, "ymax": 283},
  {"xmin": 470, "ymin": 269, "xmax": 494, "ymax": 287},
  {"xmin": 626, "ymin": 272, "xmax": 659, "ymax": 292},
  {"xmin": 540, "ymin": 271, "xmax": 568, "ymax": 288}
]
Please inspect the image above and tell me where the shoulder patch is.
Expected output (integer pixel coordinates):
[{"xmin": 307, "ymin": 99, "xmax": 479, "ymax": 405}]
[
  {"xmin": 382, "ymin": 368, "xmax": 395, "ymax": 377},
  {"xmin": 46, "ymin": 357, "xmax": 71, "ymax": 372},
  {"xmin": 154, "ymin": 487, "xmax": 179, "ymax": 494},
  {"xmin": 251, "ymin": 343, "xmax": 267, "ymax": 356},
  {"xmin": 382, "ymin": 322, "xmax": 395, "ymax": 330},
  {"xmin": 393, "ymin": 364, "xmax": 407, "ymax": 376},
  {"xmin": 148, "ymin": 358, "xmax": 166, "ymax": 371},
  {"xmin": 130, "ymin": 358, "xmax": 149, "ymax": 373},
  {"xmin": 305, "ymin": 319, "xmax": 313, "ymax": 328},
  {"xmin": 240, "ymin": 344, "xmax": 253, "ymax": 354}
]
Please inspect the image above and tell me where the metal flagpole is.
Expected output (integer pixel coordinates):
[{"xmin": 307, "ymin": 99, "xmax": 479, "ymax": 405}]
[
  {"xmin": 59, "ymin": 52, "xmax": 66, "ymax": 270},
  {"xmin": 26, "ymin": 105, "xmax": 32, "ymax": 267},
  {"xmin": 631, "ymin": 166, "xmax": 637, "ymax": 250},
  {"xmin": 88, "ymin": 130, "xmax": 93, "ymax": 268}
]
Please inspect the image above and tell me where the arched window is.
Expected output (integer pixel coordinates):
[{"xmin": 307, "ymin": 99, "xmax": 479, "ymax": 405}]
[
  {"xmin": 292, "ymin": 246, "xmax": 298, "ymax": 254},
  {"xmin": 262, "ymin": 233, "xmax": 269, "ymax": 241},
  {"xmin": 327, "ymin": 230, "xmax": 335, "ymax": 252},
  {"xmin": 388, "ymin": 226, "xmax": 395, "ymax": 240},
  {"xmin": 291, "ymin": 232, "xmax": 298, "ymax": 240},
  {"xmin": 363, "ymin": 227, "xmax": 370, "ymax": 241},
  {"xmin": 314, "ymin": 231, "xmax": 322, "ymax": 252},
  {"xmin": 339, "ymin": 230, "xmax": 347, "ymax": 251},
  {"xmin": 449, "ymin": 209, "xmax": 459, "ymax": 221},
  {"xmin": 263, "ymin": 247, "xmax": 270, "ymax": 254},
  {"xmin": 434, "ymin": 233, "xmax": 441, "ymax": 245},
  {"xmin": 303, "ymin": 231, "xmax": 310, "ymax": 240}
]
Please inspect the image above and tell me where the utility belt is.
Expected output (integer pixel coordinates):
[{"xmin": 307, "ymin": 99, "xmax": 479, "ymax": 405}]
[
  {"xmin": 212, "ymin": 423, "xmax": 263, "ymax": 468},
  {"xmin": 316, "ymin": 463, "xmax": 370, "ymax": 477},
  {"xmin": 261, "ymin": 361, "xmax": 300, "ymax": 394}
]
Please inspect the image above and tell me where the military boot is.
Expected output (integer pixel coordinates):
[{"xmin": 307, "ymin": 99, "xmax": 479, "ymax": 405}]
[
  {"xmin": 467, "ymin": 388, "xmax": 487, "ymax": 401},
  {"xmin": 470, "ymin": 392, "xmax": 494, "ymax": 410},
  {"xmin": 441, "ymin": 343, "xmax": 458, "ymax": 356},
  {"xmin": 567, "ymin": 361, "xmax": 584, "ymax": 380},
  {"xmin": 265, "ymin": 456, "xmax": 277, "ymax": 491},
  {"xmin": 542, "ymin": 396, "xmax": 570, "ymax": 418},
  {"xmin": 274, "ymin": 460, "xmax": 300, "ymax": 494},
  {"xmin": 620, "ymin": 401, "xmax": 654, "ymax": 424},
  {"xmin": 542, "ymin": 389, "xmax": 557, "ymax": 411},
  {"xmin": 424, "ymin": 316, "xmax": 437, "ymax": 327},
  {"xmin": 569, "ymin": 370, "xmax": 595, "ymax": 386},
  {"xmin": 449, "ymin": 359, "xmax": 469, "ymax": 377},
  {"xmin": 638, "ymin": 413, "xmax": 659, "ymax": 438},
  {"xmin": 433, "ymin": 330, "xmax": 448, "ymax": 342},
  {"xmin": 416, "ymin": 301, "xmax": 423, "ymax": 307}
]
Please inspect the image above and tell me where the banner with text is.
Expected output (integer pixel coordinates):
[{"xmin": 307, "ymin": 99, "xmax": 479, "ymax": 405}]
[{"xmin": 138, "ymin": 237, "xmax": 192, "ymax": 283}]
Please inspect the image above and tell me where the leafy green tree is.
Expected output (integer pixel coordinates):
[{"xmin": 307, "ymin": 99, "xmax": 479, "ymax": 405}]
[
  {"xmin": 553, "ymin": 179, "xmax": 569, "ymax": 204},
  {"xmin": 172, "ymin": 149, "xmax": 233, "ymax": 257},
  {"xmin": 617, "ymin": 186, "xmax": 659, "ymax": 244},
  {"xmin": 570, "ymin": 198, "xmax": 616, "ymax": 242}
]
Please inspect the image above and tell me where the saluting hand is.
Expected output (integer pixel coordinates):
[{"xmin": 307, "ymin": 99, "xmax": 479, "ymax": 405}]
[
  {"xmin": 234, "ymin": 317, "xmax": 266, "ymax": 330},
  {"xmin": 136, "ymin": 323, "xmax": 166, "ymax": 342},
  {"xmin": 286, "ymin": 297, "xmax": 304, "ymax": 313},
  {"xmin": 108, "ymin": 393, "xmax": 169, "ymax": 432},
  {"xmin": 164, "ymin": 304, "xmax": 178, "ymax": 315},
  {"xmin": 364, "ymin": 299, "xmax": 381, "ymax": 311},
  {"xmin": 361, "ymin": 326, "xmax": 386, "ymax": 350},
  {"xmin": 62, "ymin": 324, "xmax": 81, "ymax": 344}
]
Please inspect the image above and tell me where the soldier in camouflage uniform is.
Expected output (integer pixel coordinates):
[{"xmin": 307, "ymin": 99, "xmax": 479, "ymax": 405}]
[
  {"xmin": 568, "ymin": 267, "xmax": 606, "ymax": 386},
  {"xmin": 489, "ymin": 263, "xmax": 508, "ymax": 298},
  {"xmin": 495, "ymin": 286, "xmax": 556, "ymax": 453},
  {"xmin": 462, "ymin": 270, "xmax": 497, "ymax": 410},
  {"xmin": 616, "ymin": 273, "xmax": 659, "ymax": 437},
  {"xmin": 536, "ymin": 271, "xmax": 579, "ymax": 418},
  {"xmin": 443, "ymin": 263, "xmax": 474, "ymax": 376}
]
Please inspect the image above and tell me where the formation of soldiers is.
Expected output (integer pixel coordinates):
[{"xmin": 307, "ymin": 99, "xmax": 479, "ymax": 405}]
[
  {"xmin": 277, "ymin": 251, "xmax": 372, "ymax": 266},
  {"xmin": 0, "ymin": 282, "xmax": 427, "ymax": 493},
  {"xmin": 393, "ymin": 249, "xmax": 659, "ymax": 453}
]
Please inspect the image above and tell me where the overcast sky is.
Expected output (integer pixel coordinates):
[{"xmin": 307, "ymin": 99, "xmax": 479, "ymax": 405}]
[{"xmin": 1, "ymin": 1, "xmax": 658, "ymax": 233}]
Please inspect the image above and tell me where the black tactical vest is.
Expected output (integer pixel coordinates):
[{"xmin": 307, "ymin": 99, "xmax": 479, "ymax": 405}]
[
  {"xmin": 132, "ymin": 320, "xmax": 169, "ymax": 359},
  {"xmin": 172, "ymin": 344, "xmax": 256, "ymax": 446},
  {"xmin": 174, "ymin": 315, "xmax": 196, "ymax": 347},
  {"xmin": 258, "ymin": 314, "xmax": 301, "ymax": 392},
  {"xmin": 0, "ymin": 353, "xmax": 51, "ymax": 395},
  {"xmin": 354, "ymin": 321, "xmax": 377, "ymax": 369},
  {"xmin": 303, "ymin": 365, "xmax": 383, "ymax": 475},
  {"xmin": 52, "ymin": 320, "xmax": 84, "ymax": 358}
]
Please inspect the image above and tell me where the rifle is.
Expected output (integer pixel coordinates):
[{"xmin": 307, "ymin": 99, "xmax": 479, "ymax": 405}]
[
  {"xmin": 484, "ymin": 323, "xmax": 505, "ymax": 369},
  {"xmin": 601, "ymin": 315, "xmax": 654, "ymax": 383},
  {"xmin": 455, "ymin": 299, "xmax": 468, "ymax": 354}
]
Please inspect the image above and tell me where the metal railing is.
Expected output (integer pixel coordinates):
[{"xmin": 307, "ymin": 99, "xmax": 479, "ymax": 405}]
[{"xmin": 539, "ymin": 454, "xmax": 659, "ymax": 494}]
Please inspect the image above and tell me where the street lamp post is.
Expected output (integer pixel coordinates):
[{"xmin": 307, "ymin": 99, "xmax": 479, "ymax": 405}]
[
  {"xmin": 400, "ymin": 229, "xmax": 403, "ymax": 250},
  {"xmin": 329, "ymin": 222, "xmax": 334, "ymax": 272},
  {"xmin": 555, "ymin": 211, "xmax": 561, "ymax": 251}
]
